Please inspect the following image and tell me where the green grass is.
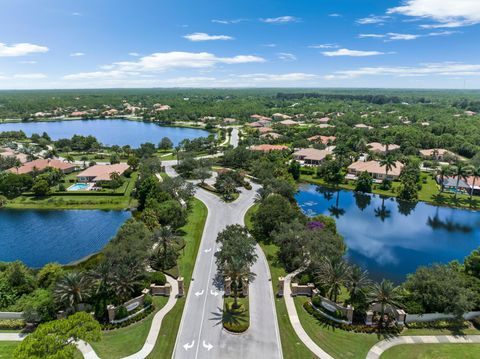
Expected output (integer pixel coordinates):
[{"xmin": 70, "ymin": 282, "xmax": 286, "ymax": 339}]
[
  {"xmin": 147, "ymin": 198, "xmax": 208, "ymax": 358},
  {"xmin": 90, "ymin": 297, "xmax": 168, "ymax": 359},
  {"xmin": 223, "ymin": 297, "xmax": 250, "ymax": 333},
  {"xmin": 380, "ymin": 344, "xmax": 480, "ymax": 359},
  {"xmin": 245, "ymin": 204, "xmax": 315, "ymax": 359},
  {"xmin": 0, "ymin": 341, "xmax": 18, "ymax": 359}
]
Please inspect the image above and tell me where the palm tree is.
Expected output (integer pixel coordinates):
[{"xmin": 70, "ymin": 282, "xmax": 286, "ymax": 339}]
[
  {"xmin": 379, "ymin": 155, "xmax": 397, "ymax": 180},
  {"xmin": 347, "ymin": 265, "xmax": 371, "ymax": 302},
  {"xmin": 437, "ymin": 165, "xmax": 451, "ymax": 193},
  {"xmin": 449, "ymin": 162, "xmax": 471, "ymax": 198},
  {"xmin": 469, "ymin": 166, "xmax": 480, "ymax": 202},
  {"xmin": 152, "ymin": 226, "xmax": 179, "ymax": 271},
  {"xmin": 80, "ymin": 156, "xmax": 89, "ymax": 168},
  {"xmin": 54, "ymin": 272, "xmax": 91, "ymax": 312},
  {"xmin": 333, "ymin": 144, "xmax": 349, "ymax": 165},
  {"xmin": 223, "ymin": 257, "xmax": 252, "ymax": 309},
  {"xmin": 89, "ymin": 261, "xmax": 114, "ymax": 297},
  {"xmin": 367, "ymin": 279, "xmax": 402, "ymax": 323},
  {"xmin": 65, "ymin": 154, "xmax": 75, "ymax": 163},
  {"xmin": 374, "ymin": 196, "xmax": 391, "ymax": 222},
  {"xmin": 315, "ymin": 257, "xmax": 351, "ymax": 303},
  {"xmin": 174, "ymin": 145, "xmax": 181, "ymax": 165}
]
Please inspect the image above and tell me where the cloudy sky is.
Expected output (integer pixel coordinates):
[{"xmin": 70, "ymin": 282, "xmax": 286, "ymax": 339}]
[{"xmin": 1, "ymin": 0, "xmax": 480, "ymax": 89}]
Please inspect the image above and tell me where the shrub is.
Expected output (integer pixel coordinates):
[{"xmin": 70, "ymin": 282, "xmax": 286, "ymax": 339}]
[
  {"xmin": 115, "ymin": 305, "xmax": 128, "ymax": 320},
  {"xmin": 244, "ymin": 182, "xmax": 252, "ymax": 190},
  {"xmin": 102, "ymin": 305, "xmax": 155, "ymax": 330},
  {"xmin": 149, "ymin": 272, "xmax": 166, "ymax": 286},
  {"xmin": 0, "ymin": 319, "xmax": 25, "ymax": 330},
  {"xmin": 143, "ymin": 294, "xmax": 153, "ymax": 308},
  {"xmin": 407, "ymin": 320, "xmax": 470, "ymax": 331}
]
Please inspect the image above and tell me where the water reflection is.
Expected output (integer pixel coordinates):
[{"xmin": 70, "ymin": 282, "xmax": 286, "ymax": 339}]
[{"xmin": 295, "ymin": 184, "xmax": 480, "ymax": 282}]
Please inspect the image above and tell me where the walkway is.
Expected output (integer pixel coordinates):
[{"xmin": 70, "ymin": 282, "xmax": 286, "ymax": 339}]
[
  {"xmin": 366, "ymin": 335, "xmax": 480, "ymax": 359},
  {"xmin": 0, "ymin": 332, "xmax": 27, "ymax": 341},
  {"xmin": 76, "ymin": 274, "xmax": 179, "ymax": 359},
  {"xmin": 283, "ymin": 270, "xmax": 334, "ymax": 359}
]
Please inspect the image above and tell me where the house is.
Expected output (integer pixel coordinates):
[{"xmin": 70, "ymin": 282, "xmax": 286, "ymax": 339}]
[
  {"xmin": 367, "ymin": 142, "xmax": 400, "ymax": 154},
  {"xmin": 354, "ymin": 124, "xmax": 373, "ymax": 130},
  {"xmin": 223, "ymin": 118, "xmax": 237, "ymax": 124},
  {"xmin": 1, "ymin": 148, "xmax": 28, "ymax": 163},
  {"xmin": 8, "ymin": 159, "xmax": 76, "ymax": 175},
  {"xmin": 318, "ymin": 124, "xmax": 335, "ymax": 128},
  {"xmin": 347, "ymin": 160, "xmax": 403, "ymax": 181},
  {"xmin": 315, "ymin": 117, "xmax": 331, "ymax": 124},
  {"xmin": 258, "ymin": 127, "xmax": 273, "ymax": 134},
  {"xmin": 293, "ymin": 148, "xmax": 331, "ymax": 166},
  {"xmin": 153, "ymin": 104, "xmax": 171, "ymax": 111},
  {"xmin": 76, "ymin": 163, "xmax": 130, "ymax": 183},
  {"xmin": 272, "ymin": 113, "xmax": 293, "ymax": 121},
  {"xmin": 250, "ymin": 114, "xmax": 271, "ymax": 122},
  {"xmin": 249, "ymin": 144, "xmax": 289, "ymax": 153},
  {"xmin": 70, "ymin": 111, "xmax": 89, "ymax": 117},
  {"xmin": 278, "ymin": 119, "xmax": 299, "ymax": 126},
  {"xmin": 102, "ymin": 109, "xmax": 119, "ymax": 116},
  {"xmin": 307, "ymin": 135, "xmax": 336, "ymax": 145},
  {"xmin": 437, "ymin": 175, "xmax": 477, "ymax": 195},
  {"xmin": 260, "ymin": 132, "xmax": 282, "ymax": 139},
  {"xmin": 419, "ymin": 149, "xmax": 453, "ymax": 161},
  {"xmin": 248, "ymin": 122, "xmax": 264, "ymax": 128}
]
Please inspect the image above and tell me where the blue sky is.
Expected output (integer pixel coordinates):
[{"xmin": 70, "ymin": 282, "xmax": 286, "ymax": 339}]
[{"xmin": 1, "ymin": 0, "xmax": 480, "ymax": 89}]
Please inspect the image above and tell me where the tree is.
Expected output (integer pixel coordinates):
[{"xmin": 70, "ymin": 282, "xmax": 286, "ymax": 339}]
[
  {"xmin": 65, "ymin": 154, "xmax": 75, "ymax": 163},
  {"xmin": 127, "ymin": 156, "xmax": 140, "ymax": 170},
  {"xmin": 32, "ymin": 178, "xmax": 51, "ymax": 197},
  {"xmin": 150, "ymin": 226, "xmax": 179, "ymax": 271},
  {"xmin": 13, "ymin": 311, "xmax": 101, "ymax": 359},
  {"xmin": 367, "ymin": 279, "xmax": 402, "ymax": 323},
  {"xmin": 288, "ymin": 160, "xmax": 301, "ymax": 181},
  {"xmin": 80, "ymin": 156, "xmax": 89, "ymax": 168},
  {"xmin": 314, "ymin": 257, "xmax": 351, "ymax": 303},
  {"xmin": 468, "ymin": 165, "xmax": 480, "ymax": 202},
  {"xmin": 18, "ymin": 288, "xmax": 56, "ymax": 323},
  {"xmin": 347, "ymin": 265, "xmax": 371, "ymax": 304},
  {"xmin": 54, "ymin": 272, "xmax": 90, "ymax": 312},
  {"xmin": 355, "ymin": 171, "xmax": 373, "ymax": 193},
  {"xmin": 465, "ymin": 247, "xmax": 480, "ymax": 278},
  {"xmin": 317, "ymin": 158, "xmax": 344, "ymax": 187},
  {"xmin": 449, "ymin": 162, "xmax": 471, "ymax": 198},
  {"xmin": 193, "ymin": 167, "xmax": 211, "ymax": 184},
  {"xmin": 215, "ymin": 225, "xmax": 258, "ymax": 309},
  {"xmin": 37, "ymin": 263, "xmax": 64, "ymax": 289},
  {"xmin": 158, "ymin": 137, "xmax": 173, "ymax": 150},
  {"xmin": 379, "ymin": 155, "xmax": 396, "ymax": 181},
  {"xmin": 110, "ymin": 153, "xmax": 120, "ymax": 164},
  {"xmin": 437, "ymin": 165, "xmax": 451, "ymax": 193}
]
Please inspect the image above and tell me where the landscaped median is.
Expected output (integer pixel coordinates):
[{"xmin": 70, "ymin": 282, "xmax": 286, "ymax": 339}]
[{"xmin": 223, "ymin": 297, "xmax": 250, "ymax": 333}]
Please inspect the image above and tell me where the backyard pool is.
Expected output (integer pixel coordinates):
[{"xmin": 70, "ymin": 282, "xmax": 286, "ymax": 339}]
[
  {"xmin": 67, "ymin": 183, "xmax": 91, "ymax": 191},
  {"xmin": 295, "ymin": 184, "xmax": 480, "ymax": 282}
]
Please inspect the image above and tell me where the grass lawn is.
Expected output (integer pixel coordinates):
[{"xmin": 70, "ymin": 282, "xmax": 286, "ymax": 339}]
[
  {"xmin": 147, "ymin": 198, "xmax": 208, "ymax": 358},
  {"xmin": 245, "ymin": 205, "xmax": 315, "ymax": 359},
  {"xmin": 6, "ymin": 172, "xmax": 138, "ymax": 210},
  {"xmin": 0, "ymin": 341, "xmax": 18, "ymax": 359},
  {"xmin": 91, "ymin": 297, "xmax": 168, "ymax": 359},
  {"xmin": 223, "ymin": 297, "xmax": 250, "ymax": 333},
  {"xmin": 381, "ymin": 344, "xmax": 480, "ymax": 359}
]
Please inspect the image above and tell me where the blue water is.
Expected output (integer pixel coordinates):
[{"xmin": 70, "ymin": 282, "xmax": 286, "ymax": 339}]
[
  {"xmin": 68, "ymin": 183, "xmax": 89, "ymax": 191},
  {"xmin": 0, "ymin": 209, "xmax": 131, "ymax": 267},
  {"xmin": 0, "ymin": 119, "xmax": 210, "ymax": 147},
  {"xmin": 296, "ymin": 184, "xmax": 480, "ymax": 282}
]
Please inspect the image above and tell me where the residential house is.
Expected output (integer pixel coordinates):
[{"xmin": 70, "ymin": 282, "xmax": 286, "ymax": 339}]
[
  {"xmin": 272, "ymin": 113, "xmax": 293, "ymax": 121},
  {"xmin": 1, "ymin": 148, "xmax": 28, "ymax": 163},
  {"xmin": 419, "ymin": 149, "xmax": 453, "ymax": 161},
  {"xmin": 347, "ymin": 160, "xmax": 403, "ymax": 181},
  {"xmin": 367, "ymin": 142, "xmax": 400, "ymax": 154},
  {"xmin": 307, "ymin": 135, "xmax": 336, "ymax": 145},
  {"xmin": 315, "ymin": 117, "xmax": 331, "ymax": 124},
  {"xmin": 279, "ymin": 119, "xmax": 299, "ymax": 126},
  {"xmin": 76, "ymin": 163, "xmax": 130, "ymax": 183},
  {"xmin": 249, "ymin": 144, "xmax": 289, "ymax": 153},
  {"xmin": 293, "ymin": 148, "xmax": 331, "ymax": 166},
  {"xmin": 250, "ymin": 114, "xmax": 271, "ymax": 122},
  {"xmin": 8, "ymin": 159, "xmax": 76, "ymax": 175}
]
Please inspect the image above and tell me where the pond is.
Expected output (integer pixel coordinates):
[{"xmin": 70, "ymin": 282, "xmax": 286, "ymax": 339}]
[
  {"xmin": 296, "ymin": 184, "xmax": 480, "ymax": 283},
  {"xmin": 0, "ymin": 119, "xmax": 210, "ymax": 147},
  {"xmin": 0, "ymin": 209, "xmax": 131, "ymax": 268}
]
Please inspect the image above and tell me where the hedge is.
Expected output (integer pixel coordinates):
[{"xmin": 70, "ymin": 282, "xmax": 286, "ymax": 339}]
[{"xmin": 0, "ymin": 319, "xmax": 25, "ymax": 330}]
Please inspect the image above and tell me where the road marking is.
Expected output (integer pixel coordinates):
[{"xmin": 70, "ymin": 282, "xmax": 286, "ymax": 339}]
[
  {"xmin": 202, "ymin": 341, "xmax": 213, "ymax": 351},
  {"xmin": 204, "ymin": 248, "xmax": 212, "ymax": 253},
  {"xmin": 210, "ymin": 289, "xmax": 219, "ymax": 296},
  {"xmin": 183, "ymin": 340, "xmax": 195, "ymax": 351},
  {"xmin": 194, "ymin": 290, "xmax": 204, "ymax": 297}
]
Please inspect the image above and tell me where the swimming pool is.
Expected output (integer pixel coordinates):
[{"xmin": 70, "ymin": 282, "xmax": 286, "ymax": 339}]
[{"xmin": 68, "ymin": 183, "xmax": 91, "ymax": 191}]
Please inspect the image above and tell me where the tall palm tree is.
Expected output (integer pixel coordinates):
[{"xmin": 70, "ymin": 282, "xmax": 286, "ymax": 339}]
[
  {"xmin": 347, "ymin": 265, "xmax": 371, "ymax": 302},
  {"xmin": 379, "ymin": 155, "xmax": 397, "ymax": 180},
  {"xmin": 333, "ymin": 144, "xmax": 349, "ymax": 165},
  {"xmin": 449, "ymin": 162, "xmax": 471, "ymax": 198},
  {"xmin": 437, "ymin": 165, "xmax": 451, "ymax": 193},
  {"xmin": 315, "ymin": 257, "xmax": 351, "ymax": 303},
  {"xmin": 367, "ymin": 279, "xmax": 402, "ymax": 323},
  {"xmin": 223, "ymin": 257, "xmax": 252, "ymax": 309},
  {"xmin": 469, "ymin": 166, "xmax": 480, "ymax": 202},
  {"xmin": 89, "ymin": 261, "xmax": 114, "ymax": 297},
  {"xmin": 152, "ymin": 226, "xmax": 179, "ymax": 271},
  {"xmin": 54, "ymin": 272, "xmax": 91, "ymax": 312}
]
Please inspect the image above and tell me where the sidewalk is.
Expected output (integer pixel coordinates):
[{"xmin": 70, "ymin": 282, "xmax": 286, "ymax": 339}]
[
  {"xmin": 366, "ymin": 335, "xmax": 480, "ymax": 359},
  {"xmin": 283, "ymin": 270, "xmax": 334, "ymax": 359}
]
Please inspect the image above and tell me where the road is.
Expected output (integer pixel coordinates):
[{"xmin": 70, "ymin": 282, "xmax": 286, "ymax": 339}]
[
  {"xmin": 229, "ymin": 128, "xmax": 240, "ymax": 148},
  {"xmin": 164, "ymin": 161, "xmax": 282, "ymax": 359}
]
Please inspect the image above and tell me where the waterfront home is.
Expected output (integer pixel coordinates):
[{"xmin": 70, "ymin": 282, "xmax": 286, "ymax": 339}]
[
  {"xmin": 437, "ymin": 175, "xmax": 480, "ymax": 196},
  {"xmin": 347, "ymin": 160, "xmax": 403, "ymax": 181},
  {"xmin": 70, "ymin": 111, "xmax": 89, "ymax": 117},
  {"xmin": 367, "ymin": 142, "xmax": 401, "ymax": 154},
  {"xmin": 293, "ymin": 148, "xmax": 331, "ymax": 166},
  {"xmin": 419, "ymin": 148, "xmax": 454, "ymax": 161},
  {"xmin": 102, "ymin": 109, "xmax": 119, "ymax": 116},
  {"xmin": 0, "ymin": 148, "xmax": 28, "ymax": 163},
  {"xmin": 307, "ymin": 135, "xmax": 336, "ymax": 145},
  {"xmin": 76, "ymin": 163, "xmax": 130, "ymax": 183},
  {"xmin": 249, "ymin": 144, "xmax": 289, "ymax": 153},
  {"xmin": 7, "ymin": 159, "xmax": 76, "ymax": 175}
]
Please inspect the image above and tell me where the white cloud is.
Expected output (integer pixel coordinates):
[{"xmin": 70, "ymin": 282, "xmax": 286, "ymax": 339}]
[
  {"xmin": 386, "ymin": 33, "xmax": 420, "ymax": 40},
  {"xmin": 388, "ymin": 0, "xmax": 480, "ymax": 28},
  {"xmin": 72, "ymin": 12, "xmax": 82, "ymax": 16},
  {"xmin": 326, "ymin": 62, "xmax": 480, "ymax": 79},
  {"xmin": 0, "ymin": 43, "xmax": 48, "ymax": 57},
  {"xmin": 356, "ymin": 15, "xmax": 391, "ymax": 25},
  {"xmin": 308, "ymin": 44, "xmax": 340, "ymax": 49},
  {"xmin": 129, "ymin": 52, "xmax": 140, "ymax": 57},
  {"xmin": 183, "ymin": 32, "xmax": 234, "ymax": 41},
  {"xmin": 211, "ymin": 19, "xmax": 245, "ymax": 24},
  {"xmin": 262, "ymin": 43, "xmax": 277, "ymax": 47},
  {"xmin": 19, "ymin": 60, "xmax": 37, "ymax": 64},
  {"xmin": 428, "ymin": 30, "xmax": 459, "ymax": 36},
  {"xmin": 322, "ymin": 48, "xmax": 389, "ymax": 57},
  {"xmin": 260, "ymin": 16, "xmax": 300, "ymax": 24},
  {"xmin": 277, "ymin": 52, "xmax": 297, "ymax": 61},
  {"xmin": 13, "ymin": 73, "xmax": 47, "ymax": 79},
  {"xmin": 359, "ymin": 31, "xmax": 458, "ymax": 41},
  {"xmin": 358, "ymin": 34, "xmax": 386, "ymax": 38},
  {"xmin": 70, "ymin": 52, "xmax": 85, "ymax": 57},
  {"xmin": 234, "ymin": 72, "xmax": 317, "ymax": 82},
  {"xmin": 63, "ymin": 51, "xmax": 265, "ymax": 80},
  {"xmin": 329, "ymin": 13, "xmax": 342, "ymax": 17}
]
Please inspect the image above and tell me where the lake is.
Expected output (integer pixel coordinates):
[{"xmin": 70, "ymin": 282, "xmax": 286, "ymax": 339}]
[
  {"xmin": 296, "ymin": 184, "xmax": 480, "ymax": 282},
  {"xmin": 0, "ymin": 209, "xmax": 131, "ymax": 268},
  {"xmin": 0, "ymin": 119, "xmax": 210, "ymax": 147}
]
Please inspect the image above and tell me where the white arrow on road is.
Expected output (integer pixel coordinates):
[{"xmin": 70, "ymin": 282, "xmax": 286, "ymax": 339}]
[
  {"xmin": 194, "ymin": 290, "xmax": 204, "ymax": 297},
  {"xmin": 183, "ymin": 340, "xmax": 195, "ymax": 351},
  {"xmin": 210, "ymin": 289, "xmax": 219, "ymax": 296},
  {"xmin": 203, "ymin": 340, "xmax": 213, "ymax": 351},
  {"xmin": 204, "ymin": 248, "xmax": 212, "ymax": 253}
]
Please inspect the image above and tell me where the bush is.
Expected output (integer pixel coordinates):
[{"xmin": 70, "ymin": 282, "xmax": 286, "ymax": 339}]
[
  {"xmin": 244, "ymin": 182, "xmax": 252, "ymax": 190},
  {"xmin": 149, "ymin": 272, "xmax": 166, "ymax": 286},
  {"xmin": 143, "ymin": 294, "xmax": 153, "ymax": 308},
  {"xmin": 0, "ymin": 319, "xmax": 25, "ymax": 330},
  {"xmin": 471, "ymin": 316, "xmax": 480, "ymax": 330},
  {"xmin": 115, "ymin": 305, "xmax": 128, "ymax": 320},
  {"xmin": 102, "ymin": 305, "xmax": 155, "ymax": 330},
  {"xmin": 407, "ymin": 320, "xmax": 470, "ymax": 331}
]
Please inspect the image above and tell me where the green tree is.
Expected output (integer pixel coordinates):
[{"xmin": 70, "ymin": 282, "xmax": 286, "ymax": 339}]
[
  {"xmin": 288, "ymin": 160, "xmax": 301, "ymax": 181},
  {"xmin": 368, "ymin": 279, "xmax": 402, "ymax": 323},
  {"xmin": 449, "ymin": 162, "xmax": 471, "ymax": 198},
  {"xmin": 127, "ymin": 156, "xmax": 140, "ymax": 170},
  {"xmin": 437, "ymin": 165, "xmax": 451, "ymax": 193},
  {"xmin": 150, "ymin": 226, "xmax": 179, "ymax": 271},
  {"xmin": 158, "ymin": 137, "xmax": 173, "ymax": 150},
  {"xmin": 468, "ymin": 165, "xmax": 480, "ymax": 202},
  {"xmin": 347, "ymin": 265, "xmax": 371, "ymax": 304},
  {"xmin": 465, "ymin": 247, "xmax": 480, "ymax": 278},
  {"xmin": 13, "ymin": 311, "xmax": 101, "ymax": 359},
  {"xmin": 215, "ymin": 225, "xmax": 258, "ymax": 309},
  {"xmin": 314, "ymin": 257, "xmax": 351, "ymax": 303},
  {"xmin": 379, "ymin": 155, "xmax": 396, "ymax": 180},
  {"xmin": 54, "ymin": 272, "xmax": 90, "ymax": 312},
  {"xmin": 37, "ymin": 263, "xmax": 64, "ymax": 289},
  {"xmin": 32, "ymin": 178, "xmax": 51, "ymax": 197},
  {"xmin": 355, "ymin": 171, "xmax": 373, "ymax": 193}
]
